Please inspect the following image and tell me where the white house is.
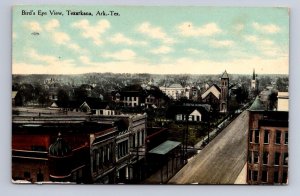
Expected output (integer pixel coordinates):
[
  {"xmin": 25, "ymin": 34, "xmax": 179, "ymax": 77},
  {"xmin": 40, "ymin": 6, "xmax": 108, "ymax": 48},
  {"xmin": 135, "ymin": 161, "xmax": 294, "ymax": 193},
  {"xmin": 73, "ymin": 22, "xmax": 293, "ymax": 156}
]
[{"xmin": 175, "ymin": 109, "xmax": 202, "ymax": 122}]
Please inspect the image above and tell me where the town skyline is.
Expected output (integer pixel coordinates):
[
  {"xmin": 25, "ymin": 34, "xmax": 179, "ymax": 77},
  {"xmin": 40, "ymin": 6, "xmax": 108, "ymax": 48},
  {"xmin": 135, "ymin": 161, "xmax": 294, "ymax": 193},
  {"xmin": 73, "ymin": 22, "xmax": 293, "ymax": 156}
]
[{"xmin": 13, "ymin": 6, "xmax": 289, "ymax": 75}]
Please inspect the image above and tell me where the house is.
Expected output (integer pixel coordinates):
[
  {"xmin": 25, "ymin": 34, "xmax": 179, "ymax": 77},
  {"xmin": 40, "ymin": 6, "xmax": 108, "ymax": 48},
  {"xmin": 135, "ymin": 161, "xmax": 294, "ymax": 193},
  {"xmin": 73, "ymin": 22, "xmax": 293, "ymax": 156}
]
[
  {"xmin": 167, "ymin": 104, "xmax": 210, "ymax": 122},
  {"xmin": 49, "ymin": 100, "xmax": 82, "ymax": 112},
  {"xmin": 80, "ymin": 97, "xmax": 119, "ymax": 115},
  {"xmin": 12, "ymin": 91, "xmax": 19, "ymax": 106},
  {"xmin": 111, "ymin": 85, "xmax": 146, "ymax": 108},
  {"xmin": 144, "ymin": 86, "xmax": 169, "ymax": 109}
]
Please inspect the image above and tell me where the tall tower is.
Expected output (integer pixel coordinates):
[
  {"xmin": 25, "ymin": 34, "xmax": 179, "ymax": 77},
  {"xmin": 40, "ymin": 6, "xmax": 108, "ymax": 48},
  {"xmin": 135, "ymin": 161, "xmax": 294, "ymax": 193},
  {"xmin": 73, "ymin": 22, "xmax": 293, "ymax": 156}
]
[
  {"xmin": 220, "ymin": 70, "xmax": 229, "ymax": 113},
  {"xmin": 251, "ymin": 69, "xmax": 256, "ymax": 90}
]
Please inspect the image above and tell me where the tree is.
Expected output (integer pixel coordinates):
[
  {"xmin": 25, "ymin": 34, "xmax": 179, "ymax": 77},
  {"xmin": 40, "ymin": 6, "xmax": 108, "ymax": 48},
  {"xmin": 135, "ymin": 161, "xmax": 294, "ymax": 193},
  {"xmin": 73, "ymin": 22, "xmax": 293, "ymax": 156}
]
[
  {"xmin": 74, "ymin": 86, "xmax": 89, "ymax": 103},
  {"xmin": 57, "ymin": 88, "xmax": 70, "ymax": 103},
  {"xmin": 235, "ymin": 85, "xmax": 249, "ymax": 104}
]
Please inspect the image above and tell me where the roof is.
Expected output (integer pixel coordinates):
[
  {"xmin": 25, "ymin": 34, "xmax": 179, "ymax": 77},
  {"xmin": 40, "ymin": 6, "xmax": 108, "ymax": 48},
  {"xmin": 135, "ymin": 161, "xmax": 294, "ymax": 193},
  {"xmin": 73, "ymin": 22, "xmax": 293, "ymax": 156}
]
[
  {"xmin": 201, "ymin": 84, "xmax": 221, "ymax": 100},
  {"xmin": 169, "ymin": 83, "xmax": 183, "ymax": 88},
  {"xmin": 82, "ymin": 98, "xmax": 109, "ymax": 109},
  {"xmin": 221, "ymin": 70, "xmax": 229, "ymax": 79},
  {"xmin": 248, "ymin": 96, "xmax": 266, "ymax": 111},
  {"xmin": 49, "ymin": 133, "xmax": 72, "ymax": 157},
  {"xmin": 277, "ymin": 92, "xmax": 289, "ymax": 99},
  {"xmin": 12, "ymin": 91, "xmax": 18, "ymax": 99},
  {"xmin": 149, "ymin": 140, "xmax": 181, "ymax": 155}
]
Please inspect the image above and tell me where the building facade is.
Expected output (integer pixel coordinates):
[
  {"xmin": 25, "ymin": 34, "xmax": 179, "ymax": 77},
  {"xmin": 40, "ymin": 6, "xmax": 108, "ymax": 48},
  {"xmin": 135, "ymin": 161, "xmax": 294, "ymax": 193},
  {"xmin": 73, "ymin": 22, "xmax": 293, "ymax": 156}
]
[
  {"xmin": 247, "ymin": 97, "xmax": 288, "ymax": 184},
  {"xmin": 12, "ymin": 114, "xmax": 147, "ymax": 184}
]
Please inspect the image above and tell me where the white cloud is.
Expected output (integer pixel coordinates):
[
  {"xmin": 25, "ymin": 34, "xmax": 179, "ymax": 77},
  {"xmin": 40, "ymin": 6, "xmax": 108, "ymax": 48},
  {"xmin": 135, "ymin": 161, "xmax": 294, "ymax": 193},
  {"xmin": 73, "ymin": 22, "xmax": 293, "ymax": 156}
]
[
  {"xmin": 45, "ymin": 19, "xmax": 60, "ymax": 31},
  {"xmin": 102, "ymin": 49, "xmax": 136, "ymax": 61},
  {"xmin": 151, "ymin": 46, "xmax": 172, "ymax": 54},
  {"xmin": 252, "ymin": 22, "xmax": 280, "ymax": 34},
  {"xmin": 234, "ymin": 24, "xmax": 244, "ymax": 31},
  {"xmin": 210, "ymin": 40, "xmax": 234, "ymax": 48},
  {"xmin": 53, "ymin": 32, "xmax": 70, "ymax": 44},
  {"xmin": 22, "ymin": 49, "xmax": 76, "ymax": 73},
  {"xmin": 244, "ymin": 35, "xmax": 258, "ymax": 42},
  {"xmin": 244, "ymin": 35, "xmax": 285, "ymax": 57},
  {"xmin": 185, "ymin": 48, "xmax": 207, "ymax": 55},
  {"xmin": 68, "ymin": 43, "xmax": 81, "ymax": 51},
  {"xmin": 27, "ymin": 21, "xmax": 42, "ymax": 32},
  {"xmin": 109, "ymin": 33, "xmax": 147, "ymax": 46},
  {"xmin": 137, "ymin": 22, "xmax": 174, "ymax": 44},
  {"xmin": 177, "ymin": 22, "xmax": 221, "ymax": 37},
  {"xmin": 72, "ymin": 19, "xmax": 110, "ymax": 45}
]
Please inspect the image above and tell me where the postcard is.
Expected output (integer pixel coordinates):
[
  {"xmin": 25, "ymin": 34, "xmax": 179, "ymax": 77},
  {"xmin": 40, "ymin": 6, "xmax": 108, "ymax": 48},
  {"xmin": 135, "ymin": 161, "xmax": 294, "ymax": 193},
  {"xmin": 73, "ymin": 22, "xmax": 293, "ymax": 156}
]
[{"xmin": 12, "ymin": 5, "xmax": 289, "ymax": 185}]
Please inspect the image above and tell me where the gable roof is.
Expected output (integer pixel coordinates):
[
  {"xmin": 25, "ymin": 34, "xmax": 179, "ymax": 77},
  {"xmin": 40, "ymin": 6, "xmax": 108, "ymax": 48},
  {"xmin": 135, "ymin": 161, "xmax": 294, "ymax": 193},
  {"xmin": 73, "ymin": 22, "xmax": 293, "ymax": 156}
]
[
  {"xmin": 201, "ymin": 84, "xmax": 221, "ymax": 100},
  {"xmin": 12, "ymin": 91, "xmax": 18, "ymax": 99},
  {"xmin": 81, "ymin": 97, "xmax": 109, "ymax": 109}
]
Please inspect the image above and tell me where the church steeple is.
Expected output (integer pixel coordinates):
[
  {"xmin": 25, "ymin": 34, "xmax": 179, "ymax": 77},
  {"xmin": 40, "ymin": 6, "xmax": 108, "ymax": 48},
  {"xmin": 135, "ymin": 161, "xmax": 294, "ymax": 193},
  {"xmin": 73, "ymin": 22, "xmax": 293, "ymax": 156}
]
[{"xmin": 252, "ymin": 69, "xmax": 255, "ymax": 80}]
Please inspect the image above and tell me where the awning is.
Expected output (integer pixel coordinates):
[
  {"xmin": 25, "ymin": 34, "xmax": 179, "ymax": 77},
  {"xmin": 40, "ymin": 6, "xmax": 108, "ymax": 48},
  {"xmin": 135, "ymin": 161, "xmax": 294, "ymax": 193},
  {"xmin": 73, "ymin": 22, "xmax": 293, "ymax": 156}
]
[{"xmin": 149, "ymin": 140, "xmax": 181, "ymax": 155}]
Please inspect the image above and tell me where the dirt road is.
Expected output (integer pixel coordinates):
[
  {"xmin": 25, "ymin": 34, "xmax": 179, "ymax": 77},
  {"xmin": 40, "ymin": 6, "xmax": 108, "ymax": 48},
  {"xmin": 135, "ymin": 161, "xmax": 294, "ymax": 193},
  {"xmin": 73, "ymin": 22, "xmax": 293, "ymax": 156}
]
[{"xmin": 168, "ymin": 111, "xmax": 249, "ymax": 184}]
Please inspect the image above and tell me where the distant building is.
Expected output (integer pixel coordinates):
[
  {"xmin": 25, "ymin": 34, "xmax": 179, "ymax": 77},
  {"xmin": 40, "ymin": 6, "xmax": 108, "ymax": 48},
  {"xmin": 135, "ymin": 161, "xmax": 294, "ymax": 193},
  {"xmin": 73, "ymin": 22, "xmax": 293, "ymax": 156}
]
[
  {"xmin": 251, "ymin": 69, "xmax": 257, "ymax": 91},
  {"xmin": 277, "ymin": 92, "xmax": 289, "ymax": 112},
  {"xmin": 247, "ymin": 96, "xmax": 288, "ymax": 184},
  {"xmin": 201, "ymin": 84, "xmax": 221, "ymax": 107},
  {"xmin": 220, "ymin": 70, "xmax": 229, "ymax": 113},
  {"xmin": 159, "ymin": 83, "xmax": 189, "ymax": 100}
]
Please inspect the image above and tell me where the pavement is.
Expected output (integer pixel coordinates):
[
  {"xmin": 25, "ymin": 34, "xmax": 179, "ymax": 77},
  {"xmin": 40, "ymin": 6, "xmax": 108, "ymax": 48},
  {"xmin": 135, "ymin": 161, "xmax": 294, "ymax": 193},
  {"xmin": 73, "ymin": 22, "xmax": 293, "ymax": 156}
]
[{"xmin": 168, "ymin": 110, "xmax": 249, "ymax": 184}]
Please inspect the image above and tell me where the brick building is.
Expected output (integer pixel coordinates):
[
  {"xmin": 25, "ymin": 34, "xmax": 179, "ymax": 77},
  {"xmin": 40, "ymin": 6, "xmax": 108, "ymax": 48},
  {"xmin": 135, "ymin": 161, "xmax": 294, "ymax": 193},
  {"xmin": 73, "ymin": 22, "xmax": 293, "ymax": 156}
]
[
  {"xmin": 12, "ymin": 114, "xmax": 147, "ymax": 184},
  {"xmin": 247, "ymin": 96, "xmax": 288, "ymax": 184}
]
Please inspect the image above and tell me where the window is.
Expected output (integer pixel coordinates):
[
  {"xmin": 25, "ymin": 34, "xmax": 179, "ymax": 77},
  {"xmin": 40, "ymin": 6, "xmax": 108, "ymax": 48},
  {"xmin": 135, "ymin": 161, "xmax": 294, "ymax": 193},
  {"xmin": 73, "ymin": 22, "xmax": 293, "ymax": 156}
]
[
  {"xmin": 264, "ymin": 130, "xmax": 269, "ymax": 144},
  {"xmin": 249, "ymin": 130, "xmax": 253, "ymax": 143},
  {"xmin": 275, "ymin": 131, "xmax": 281, "ymax": 144},
  {"xmin": 274, "ymin": 171, "xmax": 279, "ymax": 183},
  {"xmin": 141, "ymin": 130, "xmax": 145, "ymax": 145},
  {"xmin": 263, "ymin": 152, "xmax": 269, "ymax": 165},
  {"xmin": 137, "ymin": 132, "xmax": 140, "ymax": 146},
  {"xmin": 252, "ymin": 170, "xmax": 258, "ymax": 181},
  {"xmin": 284, "ymin": 132, "xmax": 288, "ymax": 145},
  {"xmin": 37, "ymin": 169, "xmax": 44, "ymax": 182},
  {"xmin": 254, "ymin": 130, "xmax": 259, "ymax": 143},
  {"xmin": 24, "ymin": 171, "xmax": 31, "ymax": 179},
  {"xmin": 274, "ymin": 152, "xmax": 280, "ymax": 165},
  {"xmin": 283, "ymin": 153, "xmax": 288, "ymax": 166},
  {"xmin": 253, "ymin": 151, "xmax": 259, "ymax": 163},
  {"xmin": 282, "ymin": 172, "xmax": 288, "ymax": 184},
  {"xmin": 262, "ymin": 171, "xmax": 268, "ymax": 183},
  {"xmin": 92, "ymin": 150, "xmax": 97, "ymax": 172}
]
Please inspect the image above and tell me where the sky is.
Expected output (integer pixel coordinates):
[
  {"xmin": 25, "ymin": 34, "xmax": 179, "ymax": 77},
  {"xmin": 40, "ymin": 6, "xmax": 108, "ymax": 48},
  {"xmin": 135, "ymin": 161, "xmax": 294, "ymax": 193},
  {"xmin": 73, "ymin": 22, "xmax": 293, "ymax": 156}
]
[{"xmin": 12, "ymin": 6, "xmax": 289, "ymax": 75}]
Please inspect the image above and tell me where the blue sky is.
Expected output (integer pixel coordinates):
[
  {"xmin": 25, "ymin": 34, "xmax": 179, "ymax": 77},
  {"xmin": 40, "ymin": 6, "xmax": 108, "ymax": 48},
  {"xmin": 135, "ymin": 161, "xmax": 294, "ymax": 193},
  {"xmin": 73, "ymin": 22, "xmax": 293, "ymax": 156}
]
[{"xmin": 12, "ymin": 6, "xmax": 289, "ymax": 75}]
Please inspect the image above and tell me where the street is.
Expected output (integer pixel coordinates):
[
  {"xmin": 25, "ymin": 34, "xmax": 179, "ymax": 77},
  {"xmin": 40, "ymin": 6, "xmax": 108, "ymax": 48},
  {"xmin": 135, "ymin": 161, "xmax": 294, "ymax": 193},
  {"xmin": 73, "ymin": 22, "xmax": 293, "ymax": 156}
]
[{"xmin": 168, "ymin": 111, "xmax": 249, "ymax": 184}]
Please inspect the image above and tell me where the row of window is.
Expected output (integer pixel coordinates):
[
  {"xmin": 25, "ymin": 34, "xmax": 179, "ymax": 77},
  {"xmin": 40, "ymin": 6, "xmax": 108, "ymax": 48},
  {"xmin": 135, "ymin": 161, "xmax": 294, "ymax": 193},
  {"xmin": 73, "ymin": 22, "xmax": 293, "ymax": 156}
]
[
  {"xmin": 248, "ymin": 170, "xmax": 288, "ymax": 184},
  {"xmin": 176, "ymin": 114, "xmax": 201, "ymax": 122},
  {"xmin": 130, "ymin": 130, "xmax": 145, "ymax": 148},
  {"xmin": 117, "ymin": 140, "xmax": 129, "ymax": 159},
  {"xmin": 123, "ymin": 97, "xmax": 139, "ymax": 101},
  {"xmin": 249, "ymin": 129, "xmax": 288, "ymax": 145},
  {"xmin": 92, "ymin": 143, "xmax": 114, "ymax": 173},
  {"xmin": 249, "ymin": 151, "xmax": 288, "ymax": 166}
]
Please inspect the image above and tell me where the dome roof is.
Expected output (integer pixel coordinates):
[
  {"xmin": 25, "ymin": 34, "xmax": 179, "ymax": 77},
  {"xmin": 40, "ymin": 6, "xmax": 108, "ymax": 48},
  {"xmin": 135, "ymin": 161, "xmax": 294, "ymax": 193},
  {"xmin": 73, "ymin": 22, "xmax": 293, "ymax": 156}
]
[{"xmin": 49, "ymin": 133, "xmax": 72, "ymax": 157}]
